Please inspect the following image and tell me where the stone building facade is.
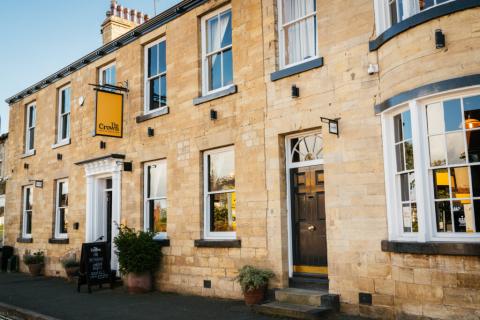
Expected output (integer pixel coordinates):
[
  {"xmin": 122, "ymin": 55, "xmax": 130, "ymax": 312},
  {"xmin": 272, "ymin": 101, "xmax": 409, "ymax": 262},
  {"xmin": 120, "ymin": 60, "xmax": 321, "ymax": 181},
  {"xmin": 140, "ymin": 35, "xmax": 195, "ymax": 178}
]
[{"xmin": 4, "ymin": 0, "xmax": 480, "ymax": 319}]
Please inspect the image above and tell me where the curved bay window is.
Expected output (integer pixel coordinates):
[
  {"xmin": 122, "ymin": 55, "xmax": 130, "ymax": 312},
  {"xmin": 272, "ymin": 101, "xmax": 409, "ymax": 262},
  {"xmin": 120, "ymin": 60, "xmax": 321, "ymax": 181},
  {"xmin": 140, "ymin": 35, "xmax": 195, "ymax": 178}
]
[{"xmin": 383, "ymin": 91, "xmax": 480, "ymax": 241}]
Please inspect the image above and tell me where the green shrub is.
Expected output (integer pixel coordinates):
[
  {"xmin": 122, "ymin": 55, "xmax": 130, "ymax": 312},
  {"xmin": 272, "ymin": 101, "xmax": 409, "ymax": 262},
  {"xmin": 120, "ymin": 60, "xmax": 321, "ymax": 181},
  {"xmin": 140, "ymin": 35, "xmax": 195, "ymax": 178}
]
[
  {"xmin": 61, "ymin": 257, "xmax": 80, "ymax": 268},
  {"xmin": 23, "ymin": 251, "xmax": 45, "ymax": 265},
  {"xmin": 114, "ymin": 225, "xmax": 161, "ymax": 274},
  {"xmin": 236, "ymin": 265, "xmax": 274, "ymax": 293}
]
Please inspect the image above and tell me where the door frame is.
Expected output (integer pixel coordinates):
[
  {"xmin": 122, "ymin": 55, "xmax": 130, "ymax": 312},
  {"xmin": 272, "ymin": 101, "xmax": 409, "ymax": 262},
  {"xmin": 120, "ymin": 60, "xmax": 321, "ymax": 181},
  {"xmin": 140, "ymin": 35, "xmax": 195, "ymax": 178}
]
[
  {"xmin": 82, "ymin": 158, "xmax": 122, "ymax": 271},
  {"xmin": 285, "ymin": 130, "xmax": 324, "ymax": 278}
]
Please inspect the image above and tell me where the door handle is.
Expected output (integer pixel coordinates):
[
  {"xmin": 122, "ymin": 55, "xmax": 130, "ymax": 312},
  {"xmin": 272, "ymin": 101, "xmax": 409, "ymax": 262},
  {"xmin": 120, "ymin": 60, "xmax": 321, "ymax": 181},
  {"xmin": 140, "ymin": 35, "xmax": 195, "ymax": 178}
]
[{"xmin": 308, "ymin": 225, "xmax": 316, "ymax": 232}]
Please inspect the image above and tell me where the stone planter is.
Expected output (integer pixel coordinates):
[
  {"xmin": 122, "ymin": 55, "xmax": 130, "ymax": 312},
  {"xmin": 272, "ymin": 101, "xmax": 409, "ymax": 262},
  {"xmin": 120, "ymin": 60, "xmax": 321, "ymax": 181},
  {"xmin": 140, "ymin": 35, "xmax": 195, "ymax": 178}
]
[
  {"xmin": 244, "ymin": 286, "xmax": 267, "ymax": 305},
  {"xmin": 126, "ymin": 272, "xmax": 152, "ymax": 293},
  {"xmin": 27, "ymin": 263, "xmax": 43, "ymax": 276},
  {"xmin": 65, "ymin": 266, "xmax": 80, "ymax": 281}
]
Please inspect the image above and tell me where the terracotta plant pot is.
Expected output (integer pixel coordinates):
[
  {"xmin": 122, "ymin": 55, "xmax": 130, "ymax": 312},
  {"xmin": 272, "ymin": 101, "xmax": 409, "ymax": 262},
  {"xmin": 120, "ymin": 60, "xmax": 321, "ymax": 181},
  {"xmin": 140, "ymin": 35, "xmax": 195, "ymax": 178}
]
[
  {"xmin": 244, "ymin": 286, "xmax": 266, "ymax": 305},
  {"xmin": 126, "ymin": 272, "xmax": 152, "ymax": 293},
  {"xmin": 27, "ymin": 263, "xmax": 43, "ymax": 276},
  {"xmin": 65, "ymin": 266, "xmax": 80, "ymax": 281}
]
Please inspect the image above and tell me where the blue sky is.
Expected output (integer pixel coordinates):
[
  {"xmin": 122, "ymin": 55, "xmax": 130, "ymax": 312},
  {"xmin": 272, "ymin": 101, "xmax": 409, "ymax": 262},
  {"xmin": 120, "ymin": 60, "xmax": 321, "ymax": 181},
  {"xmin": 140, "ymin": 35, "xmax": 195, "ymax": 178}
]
[{"xmin": 0, "ymin": 0, "xmax": 181, "ymax": 134}]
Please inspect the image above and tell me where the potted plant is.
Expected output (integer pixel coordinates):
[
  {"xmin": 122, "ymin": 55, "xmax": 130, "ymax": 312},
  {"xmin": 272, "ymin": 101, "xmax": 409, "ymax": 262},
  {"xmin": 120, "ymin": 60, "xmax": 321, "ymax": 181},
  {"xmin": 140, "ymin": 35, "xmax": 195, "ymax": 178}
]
[
  {"xmin": 23, "ymin": 251, "xmax": 45, "ymax": 276},
  {"xmin": 236, "ymin": 265, "xmax": 274, "ymax": 305},
  {"xmin": 61, "ymin": 257, "xmax": 80, "ymax": 281},
  {"xmin": 114, "ymin": 225, "xmax": 162, "ymax": 293}
]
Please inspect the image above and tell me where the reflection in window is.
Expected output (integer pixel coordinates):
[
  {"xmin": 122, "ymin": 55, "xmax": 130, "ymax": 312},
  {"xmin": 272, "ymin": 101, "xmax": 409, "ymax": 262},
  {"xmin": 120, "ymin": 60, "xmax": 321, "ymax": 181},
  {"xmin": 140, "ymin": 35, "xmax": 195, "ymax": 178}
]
[
  {"xmin": 393, "ymin": 110, "xmax": 418, "ymax": 232},
  {"xmin": 290, "ymin": 133, "xmax": 323, "ymax": 163},
  {"xmin": 426, "ymin": 95, "xmax": 480, "ymax": 233},
  {"xmin": 145, "ymin": 160, "xmax": 167, "ymax": 236},
  {"xmin": 205, "ymin": 147, "xmax": 236, "ymax": 236},
  {"xmin": 384, "ymin": 0, "xmax": 453, "ymax": 29}
]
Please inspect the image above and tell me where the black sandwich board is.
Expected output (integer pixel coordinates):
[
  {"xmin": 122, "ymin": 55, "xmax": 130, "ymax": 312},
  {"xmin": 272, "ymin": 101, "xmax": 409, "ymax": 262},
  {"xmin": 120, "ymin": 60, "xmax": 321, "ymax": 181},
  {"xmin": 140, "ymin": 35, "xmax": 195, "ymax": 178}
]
[{"xmin": 77, "ymin": 242, "xmax": 114, "ymax": 293}]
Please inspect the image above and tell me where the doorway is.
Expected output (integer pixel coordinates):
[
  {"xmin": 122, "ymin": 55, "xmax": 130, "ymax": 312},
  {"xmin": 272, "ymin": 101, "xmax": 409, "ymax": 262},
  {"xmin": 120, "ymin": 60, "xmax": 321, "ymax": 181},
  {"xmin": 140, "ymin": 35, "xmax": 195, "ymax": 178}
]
[{"xmin": 286, "ymin": 132, "xmax": 328, "ymax": 280}]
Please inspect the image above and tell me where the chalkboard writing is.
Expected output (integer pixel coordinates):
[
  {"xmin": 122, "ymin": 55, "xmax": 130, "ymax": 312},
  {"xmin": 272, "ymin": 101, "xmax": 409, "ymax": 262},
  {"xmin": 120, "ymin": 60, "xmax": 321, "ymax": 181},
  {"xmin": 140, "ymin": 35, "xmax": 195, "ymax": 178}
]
[{"xmin": 77, "ymin": 242, "xmax": 114, "ymax": 293}]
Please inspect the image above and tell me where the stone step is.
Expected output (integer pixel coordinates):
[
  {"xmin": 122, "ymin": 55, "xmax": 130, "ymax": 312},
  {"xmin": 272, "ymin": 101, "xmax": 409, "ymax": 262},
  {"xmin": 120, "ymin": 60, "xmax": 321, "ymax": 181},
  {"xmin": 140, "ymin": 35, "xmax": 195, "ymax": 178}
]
[
  {"xmin": 275, "ymin": 288, "xmax": 328, "ymax": 307},
  {"xmin": 253, "ymin": 301, "xmax": 333, "ymax": 320},
  {"xmin": 289, "ymin": 276, "xmax": 329, "ymax": 291}
]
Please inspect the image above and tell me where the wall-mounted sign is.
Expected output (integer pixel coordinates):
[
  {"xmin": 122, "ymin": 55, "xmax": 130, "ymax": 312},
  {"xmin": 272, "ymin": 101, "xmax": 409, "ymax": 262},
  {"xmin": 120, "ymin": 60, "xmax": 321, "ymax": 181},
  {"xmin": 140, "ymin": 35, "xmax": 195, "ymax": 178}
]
[{"xmin": 95, "ymin": 90, "xmax": 123, "ymax": 138}]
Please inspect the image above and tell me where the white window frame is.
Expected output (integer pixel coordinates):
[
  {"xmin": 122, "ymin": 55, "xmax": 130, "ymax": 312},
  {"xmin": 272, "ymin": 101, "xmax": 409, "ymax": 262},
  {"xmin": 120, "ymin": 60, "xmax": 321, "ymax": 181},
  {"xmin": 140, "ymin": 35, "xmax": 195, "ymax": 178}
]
[
  {"xmin": 374, "ymin": 0, "xmax": 455, "ymax": 35},
  {"xmin": 144, "ymin": 160, "xmax": 167, "ymax": 240},
  {"xmin": 277, "ymin": 0, "xmax": 318, "ymax": 70},
  {"xmin": 201, "ymin": 5, "xmax": 234, "ymax": 96},
  {"xmin": 57, "ymin": 85, "xmax": 71, "ymax": 145},
  {"xmin": 382, "ymin": 86, "xmax": 480, "ymax": 243},
  {"xmin": 203, "ymin": 146, "xmax": 236, "ymax": 240},
  {"xmin": 99, "ymin": 62, "xmax": 116, "ymax": 86},
  {"xmin": 22, "ymin": 185, "xmax": 33, "ymax": 239},
  {"xmin": 25, "ymin": 102, "xmax": 36, "ymax": 154},
  {"xmin": 54, "ymin": 179, "xmax": 69, "ymax": 239},
  {"xmin": 144, "ymin": 37, "xmax": 167, "ymax": 114}
]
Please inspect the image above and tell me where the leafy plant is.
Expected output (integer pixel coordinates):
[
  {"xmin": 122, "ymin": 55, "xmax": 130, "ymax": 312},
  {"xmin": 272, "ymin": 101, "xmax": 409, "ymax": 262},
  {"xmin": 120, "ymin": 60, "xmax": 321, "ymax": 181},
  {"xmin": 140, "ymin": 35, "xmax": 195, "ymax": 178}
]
[
  {"xmin": 61, "ymin": 257, "xmax": 80, "ymax": 268},
  {"xmin": 114, "ymin": 225, "xmax": 161, "ymax": 274},
  {"xmin": 236, "ymin": 265, "xmax": 274, "ymax": 293},
  {"xmin": 23, "ymin": 251, "xmax": 45, "ymax": 265}
]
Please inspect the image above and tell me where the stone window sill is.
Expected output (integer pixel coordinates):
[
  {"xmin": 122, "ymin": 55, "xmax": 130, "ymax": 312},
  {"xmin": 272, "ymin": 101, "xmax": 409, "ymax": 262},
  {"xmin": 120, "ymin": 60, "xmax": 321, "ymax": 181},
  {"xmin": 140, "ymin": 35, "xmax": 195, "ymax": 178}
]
[
  {"xmin": 52, "ymin": 139, "xmax": 71, "ymax": 149},
  {"xmin": 21, "ymin": 150, "xmax": 36, "ymax": 159},
  {"xmin": 194, "ymin": 239, "xmax": 241, "ymax": 248},
  {"xmin": 136, "ymin": 107, "xmax": 169, "ymax": 123},
  {"xmin": 17, "ymin": 237, "xmax": 33, "ymax": 243},
  {"xmin": 193, "ymin": 85, "xmax": 237, "ymax": 106},
  {"xmin": 48, "ymin": 238, "xmax": 69, "ymax": 244},
  {"xmin": 381, "ymin": 240, "xmax": 480, "ymax": 256},
  {"xmin": 270, "ymin": 57, "xmax": 324, "ymax": 81},
  {"xmin": 154, "ymin": 239, "xmax": 170, "ymax": 247}
]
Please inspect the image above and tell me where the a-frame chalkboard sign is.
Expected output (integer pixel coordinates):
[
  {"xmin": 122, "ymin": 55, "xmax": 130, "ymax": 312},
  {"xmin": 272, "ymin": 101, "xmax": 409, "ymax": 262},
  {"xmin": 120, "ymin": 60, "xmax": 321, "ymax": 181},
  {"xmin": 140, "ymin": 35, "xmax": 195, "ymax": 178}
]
[{"xmin": 77, "ymin": 242, "xmax": 114, "ymax": 293}]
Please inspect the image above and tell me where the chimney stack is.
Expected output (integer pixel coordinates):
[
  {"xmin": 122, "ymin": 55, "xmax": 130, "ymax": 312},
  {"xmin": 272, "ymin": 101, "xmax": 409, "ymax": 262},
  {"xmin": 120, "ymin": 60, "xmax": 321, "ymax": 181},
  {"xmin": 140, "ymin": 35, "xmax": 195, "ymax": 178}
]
[{"xmin": 101, "ymin": 0, "xmax": 149, "ymax": 44}]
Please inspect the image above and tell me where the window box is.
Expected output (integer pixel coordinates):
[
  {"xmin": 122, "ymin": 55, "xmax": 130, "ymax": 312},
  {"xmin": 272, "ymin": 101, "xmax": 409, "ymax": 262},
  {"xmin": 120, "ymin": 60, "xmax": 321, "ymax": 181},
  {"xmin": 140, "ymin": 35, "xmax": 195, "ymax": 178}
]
[
  {"xmin": 193, "ymin": 85, "xmax": 237, "ymax": 106},
  {"xmin": 194, "ymin": 239, "xmax": 241, "ymax": 248}
]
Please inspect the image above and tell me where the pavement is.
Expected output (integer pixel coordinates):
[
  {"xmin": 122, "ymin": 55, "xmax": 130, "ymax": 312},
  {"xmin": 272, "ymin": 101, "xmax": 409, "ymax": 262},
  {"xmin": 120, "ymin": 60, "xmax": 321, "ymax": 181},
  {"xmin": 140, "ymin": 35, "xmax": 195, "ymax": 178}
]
[{"xmin": 0, "ymin": 273, "xmax": 364, "ymax": 320}]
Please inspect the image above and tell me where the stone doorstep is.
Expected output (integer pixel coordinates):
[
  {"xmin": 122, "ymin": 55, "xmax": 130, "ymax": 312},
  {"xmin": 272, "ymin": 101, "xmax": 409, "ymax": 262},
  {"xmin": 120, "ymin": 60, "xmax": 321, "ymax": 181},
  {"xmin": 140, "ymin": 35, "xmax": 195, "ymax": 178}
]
[
  {"xmin": 0, "ymin": 302, "xmax": 60, "ymax": 320},
  {"xmin": 252, "ymin": 302, "xmax": 334, "ymax": 320},
  {"xmin": 276, "ymin": 288, "xmax": 329, "ymax": 307}
]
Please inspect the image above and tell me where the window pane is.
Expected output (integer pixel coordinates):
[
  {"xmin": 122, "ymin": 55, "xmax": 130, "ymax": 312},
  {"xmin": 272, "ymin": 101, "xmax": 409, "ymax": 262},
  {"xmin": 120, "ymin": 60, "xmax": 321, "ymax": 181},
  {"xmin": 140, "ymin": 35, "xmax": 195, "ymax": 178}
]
[
  {"xmin": 282, "ymin": 0, "xmax": 316, "ymax": 23},
  {"xmin": 464, "ymin": 95, "xmax": 480, "ymax": 130},
  {"xmin": 433, "ymin": 168, "xmax": 449, "ymax": 199},
  {"xmin": 394, "ymin": 114, "xmax": 403, "ymax": 143},
  {"xmin": 64, "ymin": 88, "xmax": 71, "ymax": 113},
  {"xmin": 59, "ymin": 207, "xmax": 68, "ymax": 234},
  {"xmin": 411, "ymin": 203, "xmax": 418, "ymax": 232},
  {"xmin": 402, "ymin": 203, "xmax": 411, "ymax": 232},
  {"xmin": 29, "ymin": 128, "xmax": 35, "ymax": 150},
  {"xmin": 475, "ymin": 200, "xmax": 480, "ymax": 233},
  {"xmin": 435, "ymin": 201, "xmax": 452, "ymax": 232},
  {"xmin": 471, "ymin": 165, "xmax": 480, "ymax": 197},
  {"xmin": 222, "ymin": 49, "xmax": 233, "ymax": 87},
  {"xmin": 408, "ymin": 173, "xmax": 416, "ymax": 202},
  {"xmin": 26, "ymin": 211, "xmax": 32, "ymax": 234},
  {"xmin": 429, "ymin": 135, "xmax": 446, "ymax": 166},
  {"xmin": 61, "ymin": 114, "xmax": 70, "ymax": 140},
  {"xmin": 389, "ymin": 0, "xmax": 398, "ymax": 25},
  {"xmin": 452, "ymin": 200, "xmax": 473, "ymax": 233},
  {"xmin": 159, "ymin": 41, "xmax": 166, "ymax": 74},
  {"xmin": 148, "ymin": 199, "xmax": 167, "ymax": 233},
  {"xmin": 467, "ymin": 130, "xmax": 480, "ymax": 163},
  {"xmin": 148, "ymin": 44, "xmax": 158, "ymax": 77},
  {"xmin": 149, "ymin": 77, "xmax": 160, "ymax": 110},
  {"xmin": 148, "ymin": 162, "xmax": 167, "ymax": 198},
  {"xmin": 208, "ymin": 149, "xmax": 235, "ymax": 192},
  {"xmin": 395, "ymin": 143, "xmax": 405, "ymax": 172},
  {"xmin": 402, "ymin": 111, "xmax": 412, "ymax": 140},
  {"xmin": 29, "ymin": 107, "xmax": 35, "ymax": 127},
  {"xmin": 160, "ymin": 75, "xmax": 167, "ymax": 107},
  {"xmin": 446, "ymin": 132, "xmax": 466, "ymax": 165},
  {"xmin": 207, "ymin": 16, "xmax": 219, "ymax": 53},
  {"xmin": 220, "ymin": 11, "xmax": 232, "ymax": 47},
  {"xmin": 208, "ymin": 53, "xmax": 222, "ymax": 91},
  {"xmin": 450, "ymin": 167, "xmax": 470, "ymax": 199},
  {"xmin": 422, "ymin": 0, "xmax": 435, "ymax": 10},
  {"xmin": 58, "ymin": 182, "xmax": 68, "ymax": 207},
  {"xmin": 110, "ymin": 66, "xmax": 116, "ymax": 85},
  {"xmin": 427, "ymin": 103, "xmax": 444, "ymax": 135},
  {"xmin": 284, "ymin": 17, "xmax": 316, "ymax": 66},
  {"xmin": 400, "ymin": 174, "xmax": 409, "ymax": 202},
  {"xmin": 443, "ymin": 99, "xmax": 462, "ymax": 132},
  {"xmin": 405, "ymin": 141, "xmax": 414, "ymax": 170},
  {"xmin": 26, "ymin": 188, "xmax": 32, "ymax": 210},
  {"xmin": 209, "ymin": 192, "xmax": 236, "ymax": 232}
]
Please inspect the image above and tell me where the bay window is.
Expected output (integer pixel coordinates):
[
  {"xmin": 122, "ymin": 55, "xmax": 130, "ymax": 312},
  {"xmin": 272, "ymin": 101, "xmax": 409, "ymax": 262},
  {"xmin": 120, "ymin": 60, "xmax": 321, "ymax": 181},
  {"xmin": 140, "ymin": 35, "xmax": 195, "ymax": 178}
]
[
  {"xmin": 144, "ymin": 160, "xmax": 167, "ymax": 239},
  {"xmin": 383, "ymin": 90, "xmax": 480, "ymax": 241},
  {"xmin": 203, "ymin": 146, "xmax": 236, "ymax": 239},
  {"xmin": 54, "ymin": 179, "xmax": 68, "ymax": 239},
  {"xmin": 144, "ymin": 38, "xmax": 167, "ymax": 113},
  {"xmin": 22, "ymin": 186, "xmax": 33, "ymax": 239},
  {"xmin": 201, "ymin": 5, "xmax": 233, "ymax": 95},
  {"xmin": 277, "ymin": 0, "xmax": 317, "ymax": 68}
]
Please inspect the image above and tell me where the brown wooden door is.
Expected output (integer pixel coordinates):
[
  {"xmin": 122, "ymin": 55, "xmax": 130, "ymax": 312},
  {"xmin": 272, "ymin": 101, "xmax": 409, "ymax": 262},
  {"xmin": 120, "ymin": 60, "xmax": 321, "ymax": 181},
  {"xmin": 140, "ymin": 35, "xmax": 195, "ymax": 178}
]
[{"xmin": 291, "ymin": 165, "xmax": 327, "ymax": 274}]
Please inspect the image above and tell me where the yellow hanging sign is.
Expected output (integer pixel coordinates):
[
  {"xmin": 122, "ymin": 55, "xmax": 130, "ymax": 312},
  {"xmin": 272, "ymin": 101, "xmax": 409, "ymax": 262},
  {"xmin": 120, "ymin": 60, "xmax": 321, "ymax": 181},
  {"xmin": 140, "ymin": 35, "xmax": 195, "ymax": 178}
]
[{"xmin": 95, "ymin": 90, "xmax": 123, "ymax": 138}]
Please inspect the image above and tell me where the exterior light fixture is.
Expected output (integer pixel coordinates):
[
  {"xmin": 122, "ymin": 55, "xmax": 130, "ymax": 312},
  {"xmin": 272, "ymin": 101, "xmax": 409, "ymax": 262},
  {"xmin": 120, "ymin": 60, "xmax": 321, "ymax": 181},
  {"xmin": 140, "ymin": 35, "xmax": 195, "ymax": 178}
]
[
  {"xmin": 321, "ymin": 117, "xmax": 340, "ymax": 137},
  {"xmin": 210, "ymin": 109, "xmax": 218, "ymax": 120},
  {"xmin": 24, "ymin": 163, "xmax": 29, "ymax": 169},
  {"xmin": 292, "ymin": 85, "xmax": 300, "ymax": 98},
  {"xmin": 100, "ymin": 141, "xmax": 107, "ymax": 149},
  {"xmin": 123, "ymin": 162, "xmax": 133, "ymax": 172},
  {"xmin": 34, "ymin": 180, "xmax": 44, "ymax": 188},
  {"xmin": 435, "ymin": 29, "xmax": 445, "ymax": 49},
  {"xmin": 57, "ymin": 153, "xmax": 63, "ymax": 160},
  {"xmin": 148, "ymin": 127, "xmax": 154, "ymax": 137}
]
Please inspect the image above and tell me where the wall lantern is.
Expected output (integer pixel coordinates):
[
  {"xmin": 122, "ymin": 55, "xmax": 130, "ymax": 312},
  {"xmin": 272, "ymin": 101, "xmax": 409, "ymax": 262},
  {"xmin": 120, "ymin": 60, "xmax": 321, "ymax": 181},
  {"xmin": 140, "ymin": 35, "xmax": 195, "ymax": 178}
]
[
  {"xmin": 210, "ymin": 109, "xmax": 218, "ymax": 120},
  {"xmin": 147, "ymin": 127, "xmax": 155, "ymax": 137},
  {"xmin": 32, "ymin": 180, "xmax": 43, "ymax": 188},
  {"xmin": 123, "ymin": 162, "xmax": 133, "ymax": 172},
  {"xmin": 24, "ymin": 163, "xmax": 29, "ymax": 170},
  {"xmin": 100, "ymin": 141, "xmax": 107, "ymax": 149},
  {"xmin": 292, "ymin": 85, "xmax": 300, "ymax": 98},
  {"xmin": 57, "ymin": 153, "xmax": 63, "ymax": 160},
  {"xmin": 321, "ymin": 117, "xmax": 340, "ymax": 137},
  {"xmin": 435, "ymin": 29, "xmax": 445, "ymax": 49}
]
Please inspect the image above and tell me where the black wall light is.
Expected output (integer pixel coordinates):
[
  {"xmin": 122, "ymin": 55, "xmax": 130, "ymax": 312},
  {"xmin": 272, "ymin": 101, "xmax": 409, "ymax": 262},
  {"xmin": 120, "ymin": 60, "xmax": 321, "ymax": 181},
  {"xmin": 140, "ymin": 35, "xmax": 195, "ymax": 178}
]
[
  {"xmin": 148, "ymin": 127, "xmax": 155, "ymax": 137},
  {"xmin": 210, "ymin": 109, "xmax": 218, "ymax": 120},
  {"xmin": 123, "ymin": 162, "xmax": 133, "ymax": 172},
  {"xmin": 57, "ymin": 153, "xmax": 63, "ymax": 161},
  {"xmin": 100, "ymin": 141, "xmax": 107, "ymax": 149},
  {"xmin": 73, "ymin": 222, "xmax": 80, "ymax": 230},
  {"xmin": 292, "ymin": 85, "xmax": 300, "ymax": 98},
  {"xmin": 321, "ymin": 117, "xmax": 340, "ymax": 137},
  {"xmin": 435, "ymin": 29, "xmax": 445, "ymax": 49},
  {"xmin": 24, "ymin": 163, "xmax": 29, "ymax": 169}
]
